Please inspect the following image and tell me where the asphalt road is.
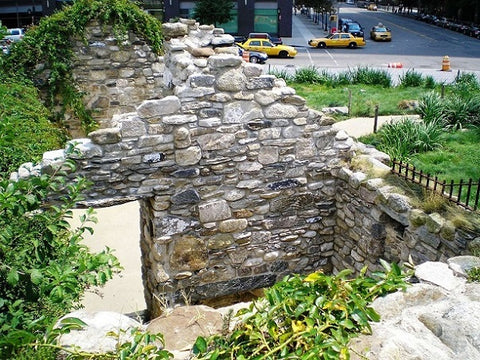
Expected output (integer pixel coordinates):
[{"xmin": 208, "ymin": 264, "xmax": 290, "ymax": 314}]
[{"xmin": 268, "ymin": 6, "xmax": 480, "ymax": 73}]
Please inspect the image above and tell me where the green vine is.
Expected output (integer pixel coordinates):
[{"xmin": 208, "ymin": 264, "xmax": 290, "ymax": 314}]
[{"xmin": 0, "ymin": 0, "xmax": 164, "ymax": 134}]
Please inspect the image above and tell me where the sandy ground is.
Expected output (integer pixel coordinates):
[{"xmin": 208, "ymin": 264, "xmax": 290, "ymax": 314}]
[{"xmin": 72, "ymin": 201, "xmax": 146, "ymax": 314}]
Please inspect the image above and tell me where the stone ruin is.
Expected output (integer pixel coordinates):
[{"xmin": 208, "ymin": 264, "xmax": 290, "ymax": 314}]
[{"xmin": 12, "ymin": 19, "xmax": 480, "ymax": 318}]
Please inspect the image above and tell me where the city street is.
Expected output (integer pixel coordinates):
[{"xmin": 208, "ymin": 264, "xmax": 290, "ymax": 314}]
[{"xmin": 268, "ymin": 6, "xmax": 480, "ymax": 78}]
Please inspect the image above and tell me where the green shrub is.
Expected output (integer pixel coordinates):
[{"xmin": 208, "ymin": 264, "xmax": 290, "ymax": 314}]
[
  {"xmin": 417, "ymin": 91, "xmax": 446, "ymax": 125},
  {"xmin": 399, "ymin": 69, "xmax": 424, "ymax": 87},
  {"xmin": 193, "ymin": 261, "xmax": 409, "ymax": 360},
  {"xmin": 424, "ymin": 75, "xmax": 437, "ymax": 89},
  {"xmin": 444, "ymin": 95, "xmax": 480, "ymax": 129},
  {"xmin": 453, "ymin": 71, "xmax": 480, "ymax": 94},
  {"xmin": 0, "ymin": 160, "xmax": 122, "ymax": 357},
  {"xmin": 293, "ymin": 66, "xmax": 322, "ymax": 83},
  {"xmin": 348, "ymin": 67, "xmax": 392, "ymax": 87},
  {"xmin": 0, "ymin": 80, "xmax": 66, "ymax": 176},
  {"xmin": 376, "ymin": 117, "xmax": 443, "ymax": 160}
]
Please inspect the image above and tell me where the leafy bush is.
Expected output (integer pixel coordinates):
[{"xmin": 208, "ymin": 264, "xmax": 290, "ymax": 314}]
[
  {"xmin": 453, "ymin": 71, "xmax": 480, "ymax": 95},
  {"xmin": 0, "ymin": 0, "xmax": 164, "ymax": 134},
  {"xmin": 424, "ymin": 75, "xmax": 436, "ymax": 89},
  {"xmin": 0, "ymin": 161, "xmax": 122, "ymax": 358},
  {"xmin": 375, "ymin": 117, "xmax": 443, "ymax": 160},
  {"xmin": 399, "ymin": 69, "xmax": 424, "ymax": 87},
  {"xmin": 193, "ymin": 262, "xmax": 409, "ymax": 360},
  {"xmin": 417, "ymin": 91, "xmax": 445, "ymax": 125},
  {"xmin": 444, "ymin": 95, "xmax": 480, "ymax": 129},
  {"xmin": 0, "ymin": 80, "xmax": 65, "ymax": 176}
]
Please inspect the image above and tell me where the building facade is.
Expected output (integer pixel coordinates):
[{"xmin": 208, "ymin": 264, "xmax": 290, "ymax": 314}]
[
  {"xmin": 1, "ymin": 0, "xmax": 292, "ymax": 37},
  {"xmin": 164, "ymin": 0, "xmax": 293, "ymax": 37}
]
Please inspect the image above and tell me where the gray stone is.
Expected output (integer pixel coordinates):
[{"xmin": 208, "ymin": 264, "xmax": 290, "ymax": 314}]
[
  {"xmin": 198, "ymin": 199, "xmax": 232, "ymax": 223},
  {"xmin": 415, "ymin": 261, "xmax": 466, "ymax": 291},
  {"xmin": 89, "ymin": 128, "xmax": 121, "ymax": 145},
  {"xmin": 197, "ymin": 133, "xmax": 236, "ymax": 150},
  {"xmin": 171, "ymin": 189, "xmax": 201, "ymax": 205},
  {"xmin": 175, "ymin": 146, "xmax": 202, "ymax": 166},
  {"xmin": 447, "ymin": 255, "xmax": 480, "ymax": 278},
  {"xmin": 137, "ymin": 96, "xmax": 181, "ymax": 118},
  {"xmin": 57, "ymin": 311, "xmax": 143, "ymax": 354},
  {"xmin": 264, "ymin": 103, "xmax": 298, "ymax": 119}
]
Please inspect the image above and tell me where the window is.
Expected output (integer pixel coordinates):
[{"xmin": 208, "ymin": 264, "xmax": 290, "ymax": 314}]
[{"xmin": 250, "ymin": 40, "xmax": 261, "ymax": 46}]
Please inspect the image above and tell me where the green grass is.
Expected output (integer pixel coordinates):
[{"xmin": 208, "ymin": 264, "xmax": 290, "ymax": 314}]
[
  {"xmin": 410, "ymin": 130, "xmax": 480, "ymax": 183},
  {"xmin": 290, "ymin": 83, "xmax": 429, "ymax": 118}
]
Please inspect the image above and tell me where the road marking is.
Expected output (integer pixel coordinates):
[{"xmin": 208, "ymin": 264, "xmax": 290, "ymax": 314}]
[
  {"xmin": 306, "ymin": 48, "xmax": 314, "ymax": 66},
  {"xmin": 325, "ymin": 50, "xmax": 339, "ymax": 66}
]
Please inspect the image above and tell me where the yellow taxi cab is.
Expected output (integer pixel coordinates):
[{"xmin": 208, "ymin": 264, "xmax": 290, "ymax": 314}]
[
  {"xmin": 238, "ymin": 38, "xmax": 297, "ymax": 58},
  {"xmin": 308, "ymin": 32, "xmax": 366, "ymax": 49},
  {"xmin": 370, "ymin": 24, "xmax": 392, "ymax": 41},
  {"xmin": 368, "ymin": 3, "xmax": 378, "ymax": 11}
]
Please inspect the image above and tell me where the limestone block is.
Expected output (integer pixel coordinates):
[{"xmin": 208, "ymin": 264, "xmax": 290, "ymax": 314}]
[
  {"xmin": 426, "ymin": 213, "xmax": 446, "ymax": 234},
  {"xmin": 415, "ymin": 261, "xmax": 466, "ymax": 291},
  {"xmin": 163, "ymin": 114, "xmax": 197, "ymax": 125},
  {"xmin": 197, "ymin": 133, "xmax": 235, "ymax": 150},
  {"xmin": 147, "ymin": 305, "xmax": 223, "ymax": 352},
  {"xmin": 187, "ymin": 47, "xmax": 215, "ymax": 57},
  {"xmin": 207, "ymin": 233, "xmax": 234, "ymax": 250},
  {"xmin": 189, "ymin": 74, "xmax": 215, "ymax": 88},
  {"xmin": 170, "ymin": 125, "xmax": 189, "ymax": 145},
  {"xmin": 258, "ymin": 146, "xmax": 279, "ymax": 165},
  {"xmin": 246, "ymin": 76, "xmax": 276, "ymax": 90},
  {"xmin": 216, "ymin": 69, "xmax": 247, "ymax": 92},
  {"xmin": 175, "ymin": 146, "xmax": 202, "ymax": 166},
  {"xmin": 243, "ymin": 63, "xmax": 264, "ymax": 77},
  {"xmin": 162, "ymin": 22, "xmax": 189, "ymax": 38},
  {"xmin": 137, "ymin": 96, "xmax": 181, "ymax": 118},
  {"xmin": 264, "ymin": 103, "xmax": 298, "ymax": 119},
  {"xmin": 198, "ymin": 199, "xmax": 232, "ymax": 223},
  {"xmin": 218, "ymin": 218, "xmax": 248, "ymax": 233},
  {"xmin": 207, "ymin": 54, "xmax": 243, "ymax": 69},
  {"xmin": 170, "ymin": 235, "xmax": 208, "ymax": 271},
  {"xmin": 57, "ymin": 311, "xmax": 143, "ymax": 354}
]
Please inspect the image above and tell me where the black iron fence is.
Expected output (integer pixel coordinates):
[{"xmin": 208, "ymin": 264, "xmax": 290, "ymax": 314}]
[{"xmin": 391, "ymin": 159, "xmax": 480, "ymax": 211}]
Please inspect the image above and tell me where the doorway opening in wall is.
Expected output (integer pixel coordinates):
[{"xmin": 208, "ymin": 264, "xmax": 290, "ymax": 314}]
[{"xmin": 71, "ymin": 201, "xmax": 146, "ymax": 319}]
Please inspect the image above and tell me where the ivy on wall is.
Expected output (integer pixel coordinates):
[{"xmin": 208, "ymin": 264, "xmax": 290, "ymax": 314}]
[{"xmin": 0, "ymin": 0, "xmax": 164, "ymax": 134}]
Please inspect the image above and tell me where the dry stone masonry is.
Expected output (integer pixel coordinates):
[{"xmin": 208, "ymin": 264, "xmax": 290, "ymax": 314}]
[{"xmin": 12, "ymin": 19, "xmax": 480, "ymax": 318}]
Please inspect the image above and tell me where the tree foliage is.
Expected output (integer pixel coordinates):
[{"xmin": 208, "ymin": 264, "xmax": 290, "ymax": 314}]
[
  {"xmin": 193, "ymin": 0, "xmax": 234, "ymax": 27},
  {"xmin": 0, "ymin": 80, "xmax": 66, "ymax": 176},
  {"xmin": 0, "ymin": 159, "xmax": 122, "ymax": 358},
  {"xmin": 0, "ymin": 0, "xmax": 164, "ymax": 134}
]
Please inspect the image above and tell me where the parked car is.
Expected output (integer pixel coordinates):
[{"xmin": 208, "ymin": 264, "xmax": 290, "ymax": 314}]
[
  {"xmin": 238, "ymin": 38, "xmax": 297, "ymax": 58},
  {"xmin": 248, "ymin": 32, "xmax": 282, "ymax": 45},
  {"xmin": 338, "ymin": 18, "xmax": 354, "ymax": 30},
  {"xmin": 4, "ymin": 28, "xmax": 25, "ymax": 42},
  {"xmin": 342, "ymin": 22, "xmax": 365, "ymax": 38},
  {"xmin": 1, "ymin": 39, "xmax": 10, "ymax": 55},
  {"xmin": 235, "ymin": 43, "xmax": 268, "ymax": 64},
  {"xmin": 308, "ymin": 32, "xmax": 366, "ymax": 49},
  {"xmin": 370, "ymin": 24, "xmax": 392, "ymax": 41}
]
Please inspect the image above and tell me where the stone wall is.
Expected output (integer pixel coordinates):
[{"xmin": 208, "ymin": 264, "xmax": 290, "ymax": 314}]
[
  {"xmin": 69, "ymin": 21, "xmax": 166, "ymax": 135},
  {"xmin": 331, "ymin": 146, "xmax": 479, "ymax": 274},
  {"xmin": 11, "ymin": 19, "xmax": 480, "ymax": 318}
]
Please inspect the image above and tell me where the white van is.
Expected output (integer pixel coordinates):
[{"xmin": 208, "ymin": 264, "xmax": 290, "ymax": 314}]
[{"xmin": 4, "ymin": 28, "xmax": 25, "ymax": 42}]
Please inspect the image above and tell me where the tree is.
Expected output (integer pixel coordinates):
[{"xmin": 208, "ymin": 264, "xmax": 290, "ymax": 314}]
[{"xmin": 193, "ymin": 0, "xmax": 234, "ymax": 27}]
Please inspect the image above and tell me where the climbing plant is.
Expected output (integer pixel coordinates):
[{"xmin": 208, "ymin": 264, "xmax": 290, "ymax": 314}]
[{"xmin": 0, "ymin": 0, "xmax": 164, "ymax": 134}]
